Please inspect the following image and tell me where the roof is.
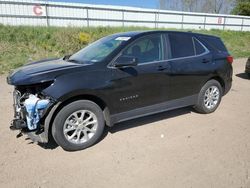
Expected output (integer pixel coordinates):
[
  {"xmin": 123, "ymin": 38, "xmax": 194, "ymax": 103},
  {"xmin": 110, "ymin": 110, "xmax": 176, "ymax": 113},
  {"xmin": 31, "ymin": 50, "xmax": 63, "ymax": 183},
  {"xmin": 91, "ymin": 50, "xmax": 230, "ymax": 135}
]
[{"xmin": 110, "ymin": 30, "xmax": 219, "ymax": 39}]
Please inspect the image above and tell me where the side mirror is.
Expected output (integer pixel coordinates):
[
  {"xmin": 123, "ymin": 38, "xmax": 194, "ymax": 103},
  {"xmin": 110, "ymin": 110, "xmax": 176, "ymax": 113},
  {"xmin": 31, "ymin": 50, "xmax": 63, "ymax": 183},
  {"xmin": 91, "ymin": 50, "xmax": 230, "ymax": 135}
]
[{"xmin": 114, "ymin": 55, "xmax": 138, "ymax": 68}]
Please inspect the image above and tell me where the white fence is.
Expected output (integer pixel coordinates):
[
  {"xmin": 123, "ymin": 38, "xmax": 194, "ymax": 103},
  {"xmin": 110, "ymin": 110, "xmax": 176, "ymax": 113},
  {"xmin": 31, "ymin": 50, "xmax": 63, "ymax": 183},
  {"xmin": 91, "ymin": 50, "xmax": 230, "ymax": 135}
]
[{"xmin": 0, "ymin": 0, "xmax": 250, "ymax": 31}]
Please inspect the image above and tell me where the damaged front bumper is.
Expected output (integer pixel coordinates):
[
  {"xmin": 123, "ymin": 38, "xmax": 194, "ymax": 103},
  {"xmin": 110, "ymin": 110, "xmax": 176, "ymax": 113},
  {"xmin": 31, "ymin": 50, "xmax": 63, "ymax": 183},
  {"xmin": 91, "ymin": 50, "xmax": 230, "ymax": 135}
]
[{"xmin": 10, "ymin": 88, "xmax": 56, "ymax": 143}]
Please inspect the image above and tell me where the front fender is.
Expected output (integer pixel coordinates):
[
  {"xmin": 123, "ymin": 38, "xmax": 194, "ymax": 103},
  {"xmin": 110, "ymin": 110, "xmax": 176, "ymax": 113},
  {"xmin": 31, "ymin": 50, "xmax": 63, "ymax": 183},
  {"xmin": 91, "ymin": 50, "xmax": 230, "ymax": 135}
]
[{"xmin": 43, "ymin": 101, "xmax": 62, "ymax": 143}]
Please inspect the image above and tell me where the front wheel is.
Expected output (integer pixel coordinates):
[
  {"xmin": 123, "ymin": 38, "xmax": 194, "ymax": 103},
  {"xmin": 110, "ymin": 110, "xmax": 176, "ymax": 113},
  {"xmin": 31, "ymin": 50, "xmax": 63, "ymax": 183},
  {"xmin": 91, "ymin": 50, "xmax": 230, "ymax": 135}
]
[
  {"xmin": 52, "ymin": 100, "xmax": 105, "ymax": 151},
  {"xmin": 194, "ymin": 80, "xmax": 223, "ymax": 114}
]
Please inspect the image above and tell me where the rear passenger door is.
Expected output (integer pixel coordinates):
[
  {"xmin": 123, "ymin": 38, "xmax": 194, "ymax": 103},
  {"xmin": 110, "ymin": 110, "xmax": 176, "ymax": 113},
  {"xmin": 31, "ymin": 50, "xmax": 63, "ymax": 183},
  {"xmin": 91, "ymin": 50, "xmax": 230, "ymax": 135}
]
[{"xmin": 165, "ymin": 33, "xmax": 214, "ymax": 100}]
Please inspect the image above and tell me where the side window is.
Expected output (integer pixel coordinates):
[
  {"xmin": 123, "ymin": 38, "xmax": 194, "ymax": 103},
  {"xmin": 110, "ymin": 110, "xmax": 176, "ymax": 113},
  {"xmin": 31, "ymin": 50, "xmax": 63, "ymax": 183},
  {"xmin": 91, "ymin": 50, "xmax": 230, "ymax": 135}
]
[
  {"xmin": 193, "ymin": 38, "xmax": 206, "ymax": 55},
  {"xmin": 200, "ymin": 36, "xmax": 227, "ymax": 52},
  {"xmin": 123, "ymin": 34, "xmax": 163, "ymax": 64},
  {"xmin": 169, "ymin": 33, "xmax": 195, "ymax": 58}
]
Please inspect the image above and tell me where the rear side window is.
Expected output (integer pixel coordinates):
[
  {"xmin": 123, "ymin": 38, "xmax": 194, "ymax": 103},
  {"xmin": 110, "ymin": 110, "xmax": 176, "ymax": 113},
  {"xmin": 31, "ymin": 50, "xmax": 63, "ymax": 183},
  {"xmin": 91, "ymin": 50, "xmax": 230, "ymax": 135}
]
[
  {"xmin": 169, "ymin": 33, "xmax": 195, "ymax": 58},
  {"xmin": 193, "ymin": 38, "xmax": 206, "ymax": 55},
  {"xmin": 200, "ymin": 36, "xmax": 227, "ymax": 52}
]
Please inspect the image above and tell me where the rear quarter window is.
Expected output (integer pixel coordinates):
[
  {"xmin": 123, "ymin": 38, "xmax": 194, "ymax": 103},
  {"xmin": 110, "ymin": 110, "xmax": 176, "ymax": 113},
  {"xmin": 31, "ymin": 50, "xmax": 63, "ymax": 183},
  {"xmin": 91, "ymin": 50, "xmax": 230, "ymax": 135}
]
[
  {"xmin": 193, "ymin": 38, "xmax": 206, "ymax": 55},
  {"xmin": 199, "ymin": 36, "xmax": 228, "ymax": 53}
]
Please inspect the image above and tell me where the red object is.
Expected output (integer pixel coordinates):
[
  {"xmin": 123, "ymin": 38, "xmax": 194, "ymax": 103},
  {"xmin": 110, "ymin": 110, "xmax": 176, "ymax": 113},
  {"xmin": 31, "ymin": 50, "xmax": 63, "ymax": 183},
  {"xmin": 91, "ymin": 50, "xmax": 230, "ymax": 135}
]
[
  {"xmin": 218, "ymin": 17, "xmax": 223, "ymax": 24},
  {"xmin": 226, "ymin": 56, "xmax": 233, "ymax": 64},
  {"xmin": 33, "ymin": 5, "xmax": 43, "ymax": 16}
]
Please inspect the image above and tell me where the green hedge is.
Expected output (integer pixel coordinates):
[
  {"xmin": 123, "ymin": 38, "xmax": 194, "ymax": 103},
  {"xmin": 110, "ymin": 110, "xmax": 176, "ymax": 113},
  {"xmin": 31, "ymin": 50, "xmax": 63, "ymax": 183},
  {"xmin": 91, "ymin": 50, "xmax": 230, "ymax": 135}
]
[{"xmin": 0, "ymin": 25, "xmax": 249, "ymax": 74}]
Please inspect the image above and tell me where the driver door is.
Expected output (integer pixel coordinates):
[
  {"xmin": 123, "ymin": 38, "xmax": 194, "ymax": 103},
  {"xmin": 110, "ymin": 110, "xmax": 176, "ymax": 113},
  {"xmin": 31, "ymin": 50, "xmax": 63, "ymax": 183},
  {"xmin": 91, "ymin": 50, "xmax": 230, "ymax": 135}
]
[{"xmin": 108, "ymin": 34, "xmax": 171, "ymax": 114}]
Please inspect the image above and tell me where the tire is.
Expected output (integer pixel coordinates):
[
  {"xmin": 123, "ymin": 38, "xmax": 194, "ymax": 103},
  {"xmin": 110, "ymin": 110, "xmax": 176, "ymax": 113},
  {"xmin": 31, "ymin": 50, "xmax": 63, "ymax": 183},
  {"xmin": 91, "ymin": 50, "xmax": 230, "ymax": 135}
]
[
  {"xmin": 194, "ymin": 79, "xmax": 223, "ymax": 114},
  {"xmin": 52, "ymin": 100, "xmax": 105, "ymax": 151}
]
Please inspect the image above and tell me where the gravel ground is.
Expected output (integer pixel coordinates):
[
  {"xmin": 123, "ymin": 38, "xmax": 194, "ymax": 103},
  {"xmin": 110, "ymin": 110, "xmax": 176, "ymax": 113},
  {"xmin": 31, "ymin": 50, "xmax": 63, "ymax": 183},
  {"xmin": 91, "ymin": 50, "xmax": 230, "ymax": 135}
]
[{"xmin": 0, "ymin": 58, "xmax": 249, "ymax": 188}]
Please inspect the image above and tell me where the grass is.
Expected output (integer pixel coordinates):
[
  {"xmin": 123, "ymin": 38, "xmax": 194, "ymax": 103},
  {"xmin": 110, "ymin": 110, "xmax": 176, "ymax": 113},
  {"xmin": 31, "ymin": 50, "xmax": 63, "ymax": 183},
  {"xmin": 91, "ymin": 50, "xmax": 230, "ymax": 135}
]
[{"xmin": 0, "ymin": 24, "xmax": 250, "ymax": 74}]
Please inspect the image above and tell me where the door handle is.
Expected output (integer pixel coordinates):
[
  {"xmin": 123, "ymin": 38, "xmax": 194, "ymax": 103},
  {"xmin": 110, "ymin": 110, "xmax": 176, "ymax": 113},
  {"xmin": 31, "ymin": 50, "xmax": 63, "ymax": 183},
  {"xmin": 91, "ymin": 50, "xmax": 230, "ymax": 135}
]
[
  {"xmin": 157, "ymin": 65, "xmax": 166, "ymax": 71},
  {"xmin": 157, "ymin": 64, "xmax": 171, "ymax": 71},
  {"xmin": 202, "ymin": 59, "xmax": 210, "ymax": 63}
]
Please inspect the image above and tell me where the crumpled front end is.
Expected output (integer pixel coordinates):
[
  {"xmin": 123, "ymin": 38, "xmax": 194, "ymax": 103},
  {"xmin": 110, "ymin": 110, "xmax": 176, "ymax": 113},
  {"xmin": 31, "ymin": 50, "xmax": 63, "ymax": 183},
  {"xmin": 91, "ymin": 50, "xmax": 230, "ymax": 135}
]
[
  {"xmin": 6, "ymin": 58, "xmax": 84, "ymax": 143},
  {"xmin": 10, "ymin": 82, "xmax": 56, "ymax": 143}
]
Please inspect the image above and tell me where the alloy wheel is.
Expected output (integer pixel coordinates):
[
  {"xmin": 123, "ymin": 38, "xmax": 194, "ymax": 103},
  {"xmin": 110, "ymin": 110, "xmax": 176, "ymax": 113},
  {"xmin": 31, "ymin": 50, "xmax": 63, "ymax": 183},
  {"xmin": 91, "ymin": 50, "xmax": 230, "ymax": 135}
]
[
  {"xmin": 63, "ymin": 110, "xmax": 98, "ymax": 144},
  {"xmin": 204, "ymin": 86, "xmax": 220, "ymax": 109}
]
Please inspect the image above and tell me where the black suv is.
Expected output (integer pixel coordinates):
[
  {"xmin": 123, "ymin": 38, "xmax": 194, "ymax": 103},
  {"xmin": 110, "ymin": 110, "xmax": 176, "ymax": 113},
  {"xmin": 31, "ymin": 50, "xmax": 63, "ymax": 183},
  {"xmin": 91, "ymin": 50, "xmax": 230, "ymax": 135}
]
[{"xmin": 7, "ymin": 31, "xmax": 233, "ymax": 151}]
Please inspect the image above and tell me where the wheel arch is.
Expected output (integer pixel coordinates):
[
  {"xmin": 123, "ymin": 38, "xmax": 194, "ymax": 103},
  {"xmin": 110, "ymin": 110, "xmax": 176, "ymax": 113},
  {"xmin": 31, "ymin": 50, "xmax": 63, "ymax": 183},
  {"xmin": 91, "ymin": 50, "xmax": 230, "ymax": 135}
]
[
  {"xmin": 206, "ymin": 76, "xmax": 225, "ymax": 94},
  {"xmin": 59, "ymin": 94, "xmax": 108, "ymax": 110},
  {"xmin": 43, "ymin": 94, "xmax": 112, "ymax": 143}
]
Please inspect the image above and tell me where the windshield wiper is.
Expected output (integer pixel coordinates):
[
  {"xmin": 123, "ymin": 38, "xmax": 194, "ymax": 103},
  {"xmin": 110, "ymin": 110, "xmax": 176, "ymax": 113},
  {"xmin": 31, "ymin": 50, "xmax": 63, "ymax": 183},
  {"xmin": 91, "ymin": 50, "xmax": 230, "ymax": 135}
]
[
  {"xmin": 63, "ymin": 55, "xmax": 82, "ymax": 64},
  {"xmin": 63, "ymin": 54, "xmax": 72, "ymax": 61},
  {"xmin": 66, "ymin": 58, "xmax": 82, "ymax": 64}
]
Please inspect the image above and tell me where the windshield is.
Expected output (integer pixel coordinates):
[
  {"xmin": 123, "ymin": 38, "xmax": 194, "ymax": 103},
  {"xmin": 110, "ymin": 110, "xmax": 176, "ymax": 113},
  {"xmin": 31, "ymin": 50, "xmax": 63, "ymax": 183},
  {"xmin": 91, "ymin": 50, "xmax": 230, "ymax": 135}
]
[{"xmin": 68, "ymin": 35, "xmax": 131, "ymax": 64}]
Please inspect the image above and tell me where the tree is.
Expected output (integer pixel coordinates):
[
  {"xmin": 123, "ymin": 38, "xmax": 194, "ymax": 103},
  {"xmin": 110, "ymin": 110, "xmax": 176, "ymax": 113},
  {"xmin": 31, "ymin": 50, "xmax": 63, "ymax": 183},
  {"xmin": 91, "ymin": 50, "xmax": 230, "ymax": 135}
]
[
  {"xmin": 201, "ymin": 0, "xmax": 225, "ymax": 14},
  {"xmin": 158, "ymin": 0, "xmax": 235, "ymax": 14},
  {"xmin": 159, "ymin": 0, "xmax": 167, "ymax": 10},
  {"xmin": 214, "ymin": 0, "xmax": 224, "ymax": 13},
  {"xmin": 231, "ymin": 0, "xmax": 250, "ymax": 15}
]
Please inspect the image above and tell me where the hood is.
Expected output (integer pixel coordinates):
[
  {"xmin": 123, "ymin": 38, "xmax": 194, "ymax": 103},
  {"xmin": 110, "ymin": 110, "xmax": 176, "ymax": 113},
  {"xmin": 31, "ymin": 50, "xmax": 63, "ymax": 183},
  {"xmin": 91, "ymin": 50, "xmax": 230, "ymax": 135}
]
[{"xmin": 7, "ymin": 58, "xmax": 85, "ymax": 86}]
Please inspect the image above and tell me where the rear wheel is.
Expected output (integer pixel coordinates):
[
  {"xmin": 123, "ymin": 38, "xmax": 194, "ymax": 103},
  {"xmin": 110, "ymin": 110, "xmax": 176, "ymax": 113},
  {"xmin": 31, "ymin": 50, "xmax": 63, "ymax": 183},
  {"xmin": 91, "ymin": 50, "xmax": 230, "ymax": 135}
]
[
  {"xmin": 194, "ymin": 80, "xmax": 222, "ymax": 114},
  {"xmin": 52, "ymin": 100, "xmax": 105, "ymax": 151}
]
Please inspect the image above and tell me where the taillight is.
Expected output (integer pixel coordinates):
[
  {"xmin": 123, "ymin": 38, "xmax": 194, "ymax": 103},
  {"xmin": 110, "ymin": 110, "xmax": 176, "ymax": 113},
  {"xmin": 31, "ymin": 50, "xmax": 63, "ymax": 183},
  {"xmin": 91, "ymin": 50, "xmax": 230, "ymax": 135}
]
[{"xmin": 226, "ymin": 56, "xmax": 233, "ymax": 64}]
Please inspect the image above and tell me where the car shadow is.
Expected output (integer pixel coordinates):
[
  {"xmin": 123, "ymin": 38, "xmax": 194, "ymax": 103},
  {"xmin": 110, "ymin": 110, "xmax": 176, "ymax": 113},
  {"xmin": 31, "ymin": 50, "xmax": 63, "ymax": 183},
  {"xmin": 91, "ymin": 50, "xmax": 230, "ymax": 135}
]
[
  {"xmin": 35, "ymin": 106, "xmax": 193, "ymax": 150},
  {"xmin": 37, "ymin": 138, "xmax": 58, "ymax": 150},
  {"xmin": 236, "ymin": 73, "xmax": 250, "ymax": 80},
  {"xmin": 108, "ymin": 106, "xmax": 193, "ymax": 134}
]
